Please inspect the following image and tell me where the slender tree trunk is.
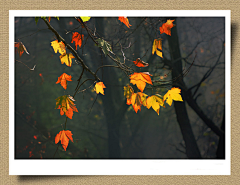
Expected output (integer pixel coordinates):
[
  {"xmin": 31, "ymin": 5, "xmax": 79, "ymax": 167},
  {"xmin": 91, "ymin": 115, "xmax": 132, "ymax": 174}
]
[{"xmin": 167, "ymin": 18, "xmax": 201, "ymax": 158}]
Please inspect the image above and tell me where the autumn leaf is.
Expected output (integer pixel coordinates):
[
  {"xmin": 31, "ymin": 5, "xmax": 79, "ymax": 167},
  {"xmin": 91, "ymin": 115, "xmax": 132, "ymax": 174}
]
[
  {"xmin": 133, "ymin": 58, "xmax": 149, "ymax": 67},
  {"xmin": 96, "ymin": 38, "xmax": 112, "ymax": 56},
  {"xmin": 118, "ymin": 17, "xmax": 132, "ymax": 28},
  {"xmin": 163, "ymin": 87, "xmax": 183, "ymax": 106},
  {"xmin": 152, "ymin": 39, "xmax": 162, "ymax": 58},
  {"xmin": 51, "ymin": 40, "xmax": 66, "ymax": 54},
  {"xmin": 131, "ymin": 92, "xmax": 148, "ymax": 113},
  {"xmin": 15, "ymin": 42, "xmax": 29, "ymax": 57},
  {"xmin": 55, "ymin": 95, "xmax": 78, "ymax": 119},
  {"xmin": 94, "ymin": 82, "xmax": 106, "ymax": 95},
  {"xmin": 80, "ymin": 16, "xmax": 91, "ymax": 22},
  {"xmin": 56, "ymin": 73, "xmax": 72, "ymax": 90},
  {"xmin": 71, "ymin": 32, "xmax": 84, "ymax": 50},
  {"xmin": 159, "ymin": 19, "xmax": 175, "ymax": 36},
  {"xmin": 59, "ymin": 53, "xmax": 75, "ymax": 67},
  {"xmin": 124, "ymin": 85, "xmax": 134, "ymax": 105},
  {"xmin": 55, "ymin": 130, "xmax": 73, "ymax": 151},
  {"xmin": 146, "ymin": 94, "xmax": 165, "ymax": 115},
  {"xmin": 130, "ymin": 72, "xmax": 153, "ymax": 92}
]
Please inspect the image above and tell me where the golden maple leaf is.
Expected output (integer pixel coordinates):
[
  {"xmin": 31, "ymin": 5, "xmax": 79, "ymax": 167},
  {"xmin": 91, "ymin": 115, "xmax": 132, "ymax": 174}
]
[
  {"xmin": 94, "ymin": 82, "xmax": 106, "ymax": 95},
  {"xmin": 163, "ymin": 87, "xmax": 183, "ymax": 106}
]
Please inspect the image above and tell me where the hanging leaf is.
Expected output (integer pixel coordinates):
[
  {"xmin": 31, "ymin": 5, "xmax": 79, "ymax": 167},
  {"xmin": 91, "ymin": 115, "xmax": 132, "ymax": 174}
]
[
  {"xmin": 152, "ymin": 39, "xmax": 162, "ymax": 58},
  {"xmin": 55, "ymin": 130, "xmax": 73, "ymax": 151},
  {"xmin": 131, "ymin": 92, "xmax": 148, "ymax": 113},
  {"xmin": 59, "ymin": 53, "xmax": 75, "ymax": 67},
  {"xmin": 55, "ymin": 95, "xmax": 78, "ymax": 119},
  {"xmin": 71, "ymin": 32, "xmax": 84, "ymax": 50},
  {"xmin": 56, "ymin": 73, "xmax": 72, "ymax": 90},
  {"xmin": 94, "ymin": 82, "xmax": 106, "ymax": 95},
  {"xmin": 129, "ymin": 72, "xmax": 153, "ymax": 92},
  {"xmin": 159, "ymin": 19, "xmax": 175, "ymax": 36},
  {"xmin": 163, "ymin": 87, "xmax": 183, "ymax": 106},
  {"xmin": 118, "ymin": 17, "xmax": 132, "ymax": 28},
  {"xmin": 80, "ymin": 16, "xmax": 91, "ymax": 22},
  {"xmin": 133, "ymin": 58, "xmax": 149, "ymax": 67},
  {"xmin": 146, "ymin": 94, "xmax": 165, "ymax": 115},
  {"xmin": 15, "ymin": 42, "xmax": 29, "ymax": 57},
  {"xmin": 51, "ymin": 40, "xmax": 66, "ymax": 54},
  {"xmin": 96, "ymin": 38, "xmax": 112, "ymax": 56},
  {"xmin": 124, "ymin": 85, "xmax": 134, "ymax": 105}
]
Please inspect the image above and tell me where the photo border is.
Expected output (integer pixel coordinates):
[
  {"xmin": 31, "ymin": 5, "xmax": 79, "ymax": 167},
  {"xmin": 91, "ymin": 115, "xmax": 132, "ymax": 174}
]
[{"xmin": 9, "ymin": 10, "xmax": 231, "ymax": 175}]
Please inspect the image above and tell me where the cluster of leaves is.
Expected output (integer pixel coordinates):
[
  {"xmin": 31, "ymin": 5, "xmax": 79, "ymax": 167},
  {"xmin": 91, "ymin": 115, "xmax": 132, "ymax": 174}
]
[{"xmin": 123, "ymin": 19, "xmax": 183, "ymax": 115}]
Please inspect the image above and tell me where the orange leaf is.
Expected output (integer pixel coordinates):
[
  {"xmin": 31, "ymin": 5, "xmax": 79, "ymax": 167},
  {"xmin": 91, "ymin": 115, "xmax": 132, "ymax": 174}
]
[
  {"xmin": 56, "ymin": 73, "xmax": 72, "ymax": 90},
  {"xmin": 71, "ymin": 32, "xmax": 84, "ymax": 50},
  {"xmin": 130, "ymin": 92, "xmax": 148, "ymax": 113},
  {"xmin": 133, "ymin": 58, "xmax": 149, "ymax": 67},
  {"xmin": 159, "ymin": 19, "xmax": 175, "ymax": 36},
  {"xmin": 59, "ymin": 53, "xmax": 75, "ymax": 67},
  {"xmin": 129, "ymin": 72, "xmax": 153, "ymax": 92},
  {"xmin": 55, "ymin": 130, "xmax": 73, "ymax": 151},
  {"xmin": 48, "ymin": 17, "xmax": 51, "ymax": 22},
  {"xmin": 55, "ymin": 95, "xmax": 78, "ymax": 119},
  {"xmin": 118, "ymin": 17, "xmax": 132, "ymax": 28},
  {"xmin": 15, "ymin": 42, "xmax": 29, "ymax": 57},
  {"xmin": 94, "ymin": 82, "xmax": 106, "ymax": 95}
]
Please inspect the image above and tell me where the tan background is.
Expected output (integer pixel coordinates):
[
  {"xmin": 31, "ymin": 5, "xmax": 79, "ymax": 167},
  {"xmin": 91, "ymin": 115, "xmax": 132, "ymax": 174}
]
[{"xmin": 1, "ymin": 0, "xmax": 238, "ymax": 184}]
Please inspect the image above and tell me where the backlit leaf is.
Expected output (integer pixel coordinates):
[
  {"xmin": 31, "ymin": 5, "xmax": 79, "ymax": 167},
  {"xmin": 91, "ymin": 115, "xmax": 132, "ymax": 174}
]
[
  {"xmin": 59, "ymin": 53, "xmax": 75, "ymax": 67},
  {"xmin": 146, "ymin": 94, "xmax": 164, "ymax": 115},
  {"xmin": 129, "ymin": 72, "xmax": 153, "ymax": 92},
  {"xmin": 94, "ymin": 82, "xmax": 106, "ymax": 95},
  {"xmin": 51, "ymin": 40, "xmax": 66, "ymax": 54},
  {"xmin": 71, "ymin": 32, "xmax": 84, "ymax": 50},
  {"xmin": 80, "ymin": 16, "xmax": 91, "ymax": 22},
  {"xmin": 55, "ymin": 95, "xmax": 78, "ymax": 119},
  {"xmin": 152, "ymin": 39, "xmax": 162, "ymax": 58},
  {"xmin": 159, "ymin": 19, "xmax": 175, "ymax": 36},
  {"xmin": 131, "ymin": 92, "xmax": 148, "ymax": 113},
  {"xmin": 55, "ymin": 130, "xmax": 73, "ymax": 151},
  {"xmin": 124, "ymin": 85, "xmax": 134, "ymax": 105},
  {"xmin": 133, "ymin": 58, "xmax": 149, "ymax": 67},
  {"xmin": 163, "ymin": 87, "xmax": 183, "ymax": 106},
  {"xmin": 56, "ymin": 73, "xmax": 72, "ymax": 90},
  {"xmin": 118, "ymin": 17, "xmax": 132, "ymax": 28}
]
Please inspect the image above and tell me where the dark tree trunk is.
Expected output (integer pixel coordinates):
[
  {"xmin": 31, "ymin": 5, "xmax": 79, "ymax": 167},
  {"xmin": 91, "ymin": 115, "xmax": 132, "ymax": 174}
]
[
  {"xmin": 216, "ymin": 110, "xmax": 225, "ymax": 159},
  {"xmin": 167, "ymin": 18, "xmax": 201, "ymax": 159},
  {"xmin": 95, "ymin": 18, "xmax": 129, "ymax": 158}
]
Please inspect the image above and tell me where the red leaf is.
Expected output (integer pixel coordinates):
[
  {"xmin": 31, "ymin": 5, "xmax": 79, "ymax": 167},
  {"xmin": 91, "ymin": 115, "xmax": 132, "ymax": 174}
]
[
  {"xmin": 133, "ymin": 58, "xmax": 149, "ymax": 67},
  {"xmin": 55, "ymin": 130, "xmax": 73, "ymax": 151},
  {"xmin": 118, "ymin": 17, "xmax": 132, "ymax": 28},
  {"xmin": 56, "ymin": 73, "xmax": 72, "ymax": 90},
  {"xmin": 71, "ymin": 32, "xmax": 84, "ymax": 50},
  {"xmin": 159, "ymin": 19, "xmax": 175, "ymax": 36}
]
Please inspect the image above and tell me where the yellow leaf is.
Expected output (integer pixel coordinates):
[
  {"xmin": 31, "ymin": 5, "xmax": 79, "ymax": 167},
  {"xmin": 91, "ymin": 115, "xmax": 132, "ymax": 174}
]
[
  {"xmin": 59, "ymin": 53, "xmax": 75, "ymax": 67},
  {"xmin": 94, "ymin": 82, "xmax": 106, "ymax": 95},
  {"xmin": 163, "ymin": 87, "xmax": 183, "ymax": 106},
  {"xmin": 51, "ymin": 40, "xmax": 66, "ymax": 54},
  {"xmin": 152, "ymin": 39, "xmax": 162, "ymax": 58},
  {"xmin": 80, "ymin": 16, "xmax": 91, "ymax": 22},
  {"xmin": 146, "ymin": 94, "xmax": 164, "ymax": 115}
]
